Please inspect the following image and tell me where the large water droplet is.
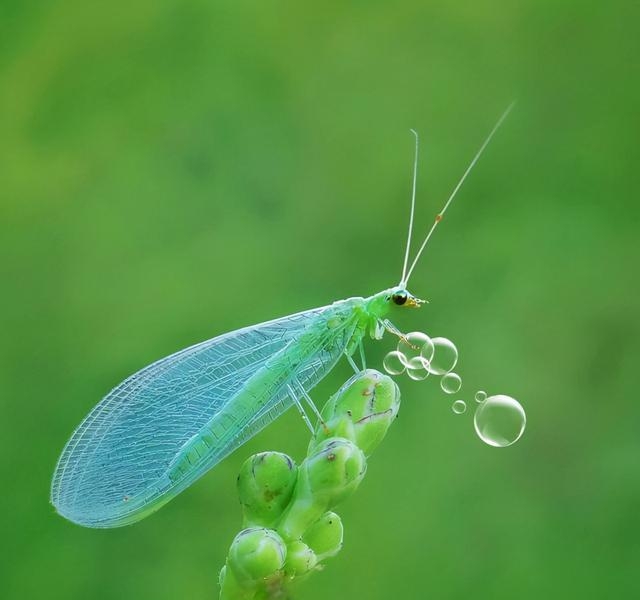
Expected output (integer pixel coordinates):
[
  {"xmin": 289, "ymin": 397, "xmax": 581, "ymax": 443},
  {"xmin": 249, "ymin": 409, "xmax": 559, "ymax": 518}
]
[
  {"xmin": 383, "ymin": 351, "xmax": 406, "ymax": 375},
  {"xmin": 452, "ymin": 400, "xmax": 466, "ymax": 414},
  {"xmin": 427, "ymin": 337, "xmax": 458, "ymax": 375},
  {"xmin": 440, "ymin": 372, "xmax": 462, "ymax": 394},
  {"xmin": 475, "ymin": 390, "xmax": 487, "ymax": 403},
  {"xmin": 474, "ymin": 395, "xmax": 526, "ymax": 447},
  {"xmin": 398, "ymin": 332, "xmax": 435, "ymax": 365}
]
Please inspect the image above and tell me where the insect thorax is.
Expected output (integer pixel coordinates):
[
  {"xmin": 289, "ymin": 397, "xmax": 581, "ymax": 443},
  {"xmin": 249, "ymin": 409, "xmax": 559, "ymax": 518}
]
[{"xmin": 343, "ymin": 288, "xmax": 397, "ymax": 348}]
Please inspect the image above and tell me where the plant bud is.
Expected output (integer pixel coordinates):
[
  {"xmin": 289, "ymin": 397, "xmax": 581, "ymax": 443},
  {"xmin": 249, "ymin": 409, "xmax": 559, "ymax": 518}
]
[
  {"xmin": 310, "ymin": 370, "xmax": 400, "ymax": 456},
  {"xmin": 305, "ymin": 438, "xmax": 366, "ymax": 503},
  {"xmin": 303, "ymin": 511, "xmax": 343, "ymax": 561},
  {"xmin": 284, "ymin": 540, "xmax": 318, "ymax": 576},
  {"xmin": 237, "ymin": 452, "xmax": 298, "ymax": 527},
  {"xmin": 227, "ymin": 527, "xmax": 287, "ymax": 585},
  {"xmin": 278, "ymin": 438, "xmax": 366, "ymax": 540},
  {"xmin": 218, "ymin": 565, "xmax": 255, "ymax": 600}
]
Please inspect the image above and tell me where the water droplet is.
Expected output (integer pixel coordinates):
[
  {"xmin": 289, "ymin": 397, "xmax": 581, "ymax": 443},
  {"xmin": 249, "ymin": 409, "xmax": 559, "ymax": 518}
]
[
  {"xmin": 427, "ymin": 337, "xmax": 458, "ymax": 375},
  {"xmin": 440, "ymin": 372, "xmax": 462, "ymax": 394},
  {"xmin": 405, "ymin": 356, "xmax": 429, "ymax": 380},
  {"xmin": 474, "ymin": 395, "xmax": 526, "ymax": 447},
  {"xmin": 475, "ymin": 390, "xmax": 487, "ymax": 403},
  {"xmin": 419, "ymin": 338, "xmax": 435, "ymax": 363},
  {"xmin": 407, "ymin": 369, "xmax": 428, "ymax": 381},
  {"xmin": 452, "ymin": 400, "xmax": 466, "ymax": 414},
  {"xmin": 397, "ymin": 332, "xmax": 435, "ymax": 364},
  {"xmin": 406, "ymin": 356, "xmax": 429, "ymax": 370},
  {"xmin": 383, "ymin": 351, "xmax": 406, "ymax": 375}
]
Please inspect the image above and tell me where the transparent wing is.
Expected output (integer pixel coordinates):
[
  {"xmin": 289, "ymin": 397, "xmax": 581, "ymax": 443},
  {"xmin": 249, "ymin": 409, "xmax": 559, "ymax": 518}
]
[{"xmin": 51, "ymin": 302, "xmax": 357, "ymax": 528}]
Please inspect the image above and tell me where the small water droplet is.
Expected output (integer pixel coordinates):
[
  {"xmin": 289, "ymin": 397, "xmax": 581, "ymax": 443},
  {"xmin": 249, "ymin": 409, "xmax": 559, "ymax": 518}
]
[
  {"xmin": 407, "ymin": 369, "xmax": 429, "ymax": 381},
  {"xmin": 440, "ymin": 372, "xmax": 462, "ymax": 394},
  {"xmin": 452, "ymin": 400, "xmax": 466, "ymax": 414},
  {"xmin": 398, "ymin": 332, "xmax": 435, "ymax": 364},
  {"xmin": 475, "ymin": 390, "xmax": 487, "ymax": 403},
  {"xmin": 474, "ymin": 395, "xmax": 526, "ymax": 447},
  {"xmin": 405, "ymin": 356, "xmax": 429, "ymax": 380},
  {"xmin": 383, "ymin": 351, "xmax": 406, "ymax": 375},
  {"xmin": 427, "ymin": 337, "xmax": 458, "ymax": 375},
  {"xmin": 406, "ymin": 356, "xmax": 429, "ymax": 370}
]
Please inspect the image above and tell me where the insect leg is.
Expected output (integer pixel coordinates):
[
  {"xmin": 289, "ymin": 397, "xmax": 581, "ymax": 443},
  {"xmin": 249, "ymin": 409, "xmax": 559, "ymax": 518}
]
[
  {"xmin": 286, "ymin": 384, "xmax": 315, "ymax": 434},
  {"xmin": 293, "ymin": 379, "xmax": 329, "ymax": 434},
  {"xmin": 381, "ymin": 318, "xmax": 404, "ymax": 337},
  {"xmin": 358, "ymin": 339, "xmax": 367, "ymax": 370},
  {"xmin": 381, "ymin": 319, "xmax": 411, "ymax": 345},
  {"xmin": 345, "ymin": 352, "xmax": 360, "ymax": 374}
]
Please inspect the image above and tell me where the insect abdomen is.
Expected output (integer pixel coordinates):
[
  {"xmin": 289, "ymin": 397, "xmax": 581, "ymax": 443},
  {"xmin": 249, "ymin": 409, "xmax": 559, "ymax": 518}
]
[
  {"xmin": 166, "ymin": 411, "xmax": 244, "ymax": 482},
  {"xmin": 165, "ymin": 302, "xmax": 363, "ymax": 484}
]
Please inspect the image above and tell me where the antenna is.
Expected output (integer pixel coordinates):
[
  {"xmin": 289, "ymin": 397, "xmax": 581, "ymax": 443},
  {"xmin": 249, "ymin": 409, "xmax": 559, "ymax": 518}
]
[
  {"xmin": 399, "ymin": 129, "xmax": 419, "ymax": 287},
  {"xmin": 404, "ymin": 102, "xmax": 515, "ymax": 285}
]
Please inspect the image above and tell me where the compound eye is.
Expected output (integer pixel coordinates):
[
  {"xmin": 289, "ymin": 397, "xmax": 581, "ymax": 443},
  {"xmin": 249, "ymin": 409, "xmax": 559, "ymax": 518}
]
[{"xmin": 391, "ymin": 291, "xmax": 408, "ymax": 306}]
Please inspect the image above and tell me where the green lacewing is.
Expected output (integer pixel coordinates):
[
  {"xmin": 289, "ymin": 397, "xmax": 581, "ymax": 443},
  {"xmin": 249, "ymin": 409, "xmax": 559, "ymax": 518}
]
[{"xmin": 51, "ymin": 105, "xmax": 513, "ymax": 527}]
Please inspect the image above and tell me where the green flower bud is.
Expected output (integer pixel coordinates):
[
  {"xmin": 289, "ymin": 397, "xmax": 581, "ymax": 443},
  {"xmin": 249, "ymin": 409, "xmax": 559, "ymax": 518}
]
[
  {"xmin": 237, "ymin": 452, "xmax": 298, "ymax": 527},
  {"xmin": 227, "ymin": 527, "xmax": 287, "ymax": 585},
  {"xmin": 284, "ymin": 540, "xmax": 318, "ymax": 576},
  {"xmin": 278, "ymin": 438, "xmax": 366, "ymax": 540},
  {"xmin": 303, "ymin": 511, "xmax": 343, "ymax": 561},
  {"xmin": 306, "ymin": 438, "xmax": 366, "ymax": 503},
  {"xmin": 310, "ymin": 370, "xmax": 400, "ymax": 456},
  {"xmin": 219, "ymin": 565, "xmax": 255, "ymax": 600},
  {"xmin": 221, "ymin": 371, "xmax": 400, "ymax": 599}
]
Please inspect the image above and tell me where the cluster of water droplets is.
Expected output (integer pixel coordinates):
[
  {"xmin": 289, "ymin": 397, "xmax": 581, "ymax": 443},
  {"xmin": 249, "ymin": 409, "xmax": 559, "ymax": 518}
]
[
  {"xmin": 383, "ymin": 332, "xmax": 526, "ymax": 447},
  {"xmin": 382, "ymin": 332, "xmax": 459, "ymax": 382}
]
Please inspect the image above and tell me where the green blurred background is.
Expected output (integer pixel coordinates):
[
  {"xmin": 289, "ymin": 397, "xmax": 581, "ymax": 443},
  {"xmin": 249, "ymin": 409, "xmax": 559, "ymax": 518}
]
[{"xmin": 1, "ymin": 0, "xmax": 638, "ymax": 598}]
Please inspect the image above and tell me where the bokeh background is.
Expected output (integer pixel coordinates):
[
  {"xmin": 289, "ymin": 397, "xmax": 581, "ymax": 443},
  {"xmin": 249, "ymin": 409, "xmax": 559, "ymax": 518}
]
[{"xmin": 1, "ymin": 1, "xmax": 638, "ymax": 598}]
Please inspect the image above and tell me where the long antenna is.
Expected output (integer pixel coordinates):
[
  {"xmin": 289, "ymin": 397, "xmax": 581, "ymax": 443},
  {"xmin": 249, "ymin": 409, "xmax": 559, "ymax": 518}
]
[
  {"xmin": 399, "ymin": 129, "xmax": 420, "ymax": 286},
  {"xmin": 404, "ymin": 102, "xmax": 515, "ymax": 285}
]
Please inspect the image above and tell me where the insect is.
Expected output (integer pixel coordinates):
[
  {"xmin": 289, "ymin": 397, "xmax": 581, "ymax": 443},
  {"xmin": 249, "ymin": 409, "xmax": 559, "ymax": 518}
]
[{"xmin": 51, "ymin": 105, "xmax": 513, "ymax": 528}]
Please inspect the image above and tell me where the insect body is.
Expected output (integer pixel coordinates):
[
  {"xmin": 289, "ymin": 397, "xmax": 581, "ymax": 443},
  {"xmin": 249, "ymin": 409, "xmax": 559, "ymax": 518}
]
[
  {"xmin": 51, "ymin": 106, "xmax": 513, "ymax": 528},
  {"xmin": 51, "ymin": 289, "xmax": 418, "ymax": 527}
]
